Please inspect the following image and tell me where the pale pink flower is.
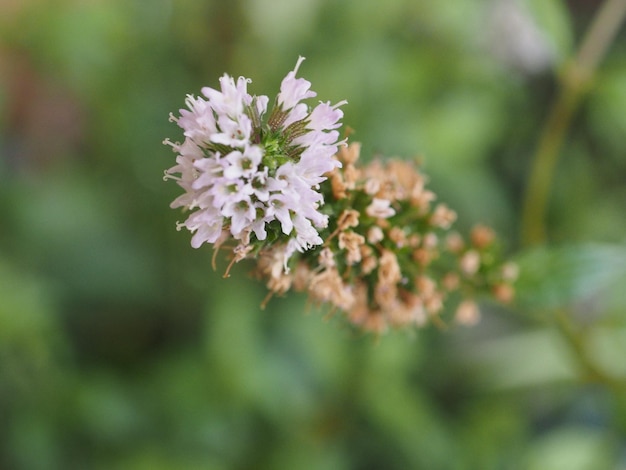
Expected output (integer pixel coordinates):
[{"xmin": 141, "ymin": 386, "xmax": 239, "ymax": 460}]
[
  {"xmin": 223, "ymin": 145, "xmax": 263, "ymax": 179},
  {"xmin": 211, "ymin": 114, "xmax": 253, "ymax": 148},
  {"xmin": 201, "ymin": 75, "xmax": 251, "ymax": 117},
  {"xmin": 165, "ymin": 57, "xmax": 346, "ymax": 269},
  {"xmin": 306, "ymin": 101, "xmax": 347, "ymax": 131},
  {"xmin": 277, "ymin": 56, "xmax": 316, "ymax": 111}
]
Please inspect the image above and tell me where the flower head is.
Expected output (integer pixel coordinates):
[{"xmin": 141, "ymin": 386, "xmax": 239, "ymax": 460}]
[{"xmin": 165, "ymin": 57, "xmax": 346, "ymax": 268}]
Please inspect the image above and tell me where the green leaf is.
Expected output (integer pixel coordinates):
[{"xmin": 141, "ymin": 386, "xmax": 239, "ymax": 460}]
[
  {"xmin": 514, "ymin": 243, "xmax": 626, "ymax": 311},
  {"xmin": 524, "ymin": 426, "xmax": 616, "ymax": 470}
]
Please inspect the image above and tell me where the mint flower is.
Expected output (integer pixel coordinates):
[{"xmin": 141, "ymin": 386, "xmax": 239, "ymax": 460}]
[
  {"xmin": 164, "ymin": 59, "xmax": 517, "ymax": 334},
  {"xmin": 164, "ymin": 57, "xmax": 346, "ymax": 266}
]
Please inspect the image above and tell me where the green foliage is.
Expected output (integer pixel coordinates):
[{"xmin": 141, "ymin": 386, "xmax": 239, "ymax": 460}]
[
  {"xmin": 1, "ymin": 0, "xmax": 626, "ymax": 468},
  {"xmin": 515, "ymin": 243, "xmax": 626, "ymax": 311}
]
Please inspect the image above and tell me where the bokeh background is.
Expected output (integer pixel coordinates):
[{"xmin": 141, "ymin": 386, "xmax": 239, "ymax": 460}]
[{"xmin": 2, "ymin": 0, "xmax": 626, "ymax": 468}]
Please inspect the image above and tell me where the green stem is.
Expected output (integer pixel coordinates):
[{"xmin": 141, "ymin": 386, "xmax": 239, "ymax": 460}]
[
  {"xmin": 521, "ymin": 0, "xmax": 626, "ymax": 246},
  {"xmin": 554, "ymin": 310, "xmax": 626, "ymax": 392}
]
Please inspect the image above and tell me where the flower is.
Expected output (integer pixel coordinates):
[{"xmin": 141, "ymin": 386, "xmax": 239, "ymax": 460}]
[
  {"xmin": 165, "ymin": 61, "xmax": 518, "ymax": 335},
  {"xmin": 165, "ymin": 57, "xmax": 346, "ymax": 269},
  {"xmin": 252, "ymin": 142, "xmax": 517, "ymax": 334},
  {"xmin": 366, "ymin": 198, "xmax": 396, "ymax": 219}
]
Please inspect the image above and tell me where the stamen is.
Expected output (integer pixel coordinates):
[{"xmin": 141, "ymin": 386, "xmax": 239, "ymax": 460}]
[
  {"xmin": 211, "ymin": 245, "xmax": 221, "ymax": 271},
  {"xmin": 223, "ymin": 256, "xmax": 238, "ymax": 278},
  {"xmin": 322, "ymin": 306, "xmax": 337, "ymax": 322},
  {"xmin": 163, "ymin": 170, "xmax": 180, "ymax": 182},
  {"xmin": 430, "ymin": 314, "xmax": 448, "ymax": 331},
  {"xmin": 260, "ymin": 291, "xmax": 274, "ymax": 310},
  {"xmin": 323, "ymin": 227, "xmax": 341, "ymax": 246},
  {"xmin": 293, "ymin": 56, "xmax": 306, "ymax": 74}
]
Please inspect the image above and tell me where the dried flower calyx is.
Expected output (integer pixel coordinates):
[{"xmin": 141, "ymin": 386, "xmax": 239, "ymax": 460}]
[{"xmin": 255, "ymin": 143, "xmax": 517, "ymax": 334}]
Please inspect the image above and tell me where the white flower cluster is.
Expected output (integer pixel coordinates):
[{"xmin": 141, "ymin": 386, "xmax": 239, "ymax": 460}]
[{"xmin": 165, "ymin": 57, "xmax": 346, "ymax": 267}]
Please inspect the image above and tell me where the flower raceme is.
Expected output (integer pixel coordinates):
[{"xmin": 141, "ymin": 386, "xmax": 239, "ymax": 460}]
[
  {"xmin": 256, "ymin": 144, "xmax": 518, "ymax": 333},
  {"xmin": 164, "ymin": 57, "xmax": 346, "ymax": 268},
  {"xmin": 165, "ymin": 58, "xmax": 517, "ymax": 334}
]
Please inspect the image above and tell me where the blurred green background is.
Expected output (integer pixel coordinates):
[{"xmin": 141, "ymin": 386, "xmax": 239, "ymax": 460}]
[{"xmin": 1, "ymin": 0, "xmax": 626, "ymax": 468}]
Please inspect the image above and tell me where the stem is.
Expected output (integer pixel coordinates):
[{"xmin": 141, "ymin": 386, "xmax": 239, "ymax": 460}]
[
  {"xmin": 521, "ymin": 0, "xmax": 626, "ymax": 246},
  {"xmin": 554, "ymin": 310, "xmax": 626, "ymax": 392}
]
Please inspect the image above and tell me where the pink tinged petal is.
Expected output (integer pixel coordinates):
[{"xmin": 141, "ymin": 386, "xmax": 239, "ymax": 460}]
[
  {"xmin": 244, "ymin": 145, "xmax": 263, "ymax": 165},
  {"xmin": 169, "ymin": 188, "xmax": 194, "ymax": 205},
  {"xmin": 208, "ymin": 178, "xmax": 243, "ymax": 209},
  {"xmin": 190, "ymin": 173, "xmax": 212, "ymax": 191},
  {"xmin": 282, "ymin": 239, "xmax": 300, "ymax": 273},
  {"xmin": 229, "ymin": 213, "xmax": 249, "ymax": 236},
  {"xmin": 292, "ymin": 213, "xmax": 322, "ymax": 250},
  {"xmin": 166, "ymin": 153, "xmax": 199, "ymax": 187},
  {"xmin": 276, "ymin": 162, "xmax": 325, "ymax": 198},
  {"xmin": 292, "ymin": 129, "xmax": 340, "ymax": 148},
  {"xmin": 268, "ymin": 195, "xmax": 294, "ymax": 235},
  {"xmin": 294, "ymin": 149, "xmax": 340, "ymax": 185},
  {"xmin": 276, "ymin": 161, "xmax": 297, "ymax": 180},
  {"xmin": 240, "ymin": 183, "xmax": 255, "ymax": 197},
  {"xmin": 222, "ymin": 151, "xmax": 245, "ymax": 179},
  {"xmin": 191, "ymin": 190, "xmax": 214, "ymax": 210},
  {"xmin": 176, "ymin": 98, "xmax": 218, "ymax": 144},
  {"xmin": 279, "ymin": 177, "xmax": 327, "ymax": 227},
  {"xmin": 202, "ymin": 74, "xmax": 252, "ymax": 117},
  {"xmin": 249, "ymin": 182, "xmax": 269, "ymax": 202},
  {"xmin": 235, "ymin": 76, "xmax": 253, "ymax": 106},
  {"xmin": 169, "ymin": 192, "xmax": 195, "ymax": 209},
  {"xmin": 191, "ymin": 157, "xmax": 225, "ymax": 190},
  {"xmin": 265, "ymin": 175, "xmax": 288, "ymax": 192},
  {"xmin": 250, "ymin": 205, "xmax": 268, "ymax": 240},
  {"xmin": 256, "ymin": 95, "xmax": 269, "ymax": 117},
  {"xmin": 280, "ymin": 177, "xmax": 322, "ymax": 212},
  {"xmin": 314, "ymin": 213, "xmax": 329, "ymax": 229},
  {"xmin": 282, "ymin": 103, "xmax": 309, "ymax": 128},
  {"xmin": 177, "ymin": 140, "xmax": 204, "ymax": 159},
  {"xmin": 184, "ymin": 210, "xmax": 224, "ymax": 247},
  {"xmin": 307, "ymin": 100, "xmax": 347, "ymax": 131},
  {"xmin": 190, "ymin": 222, "xmax": 223, "ymax": 247},
  {"xmin": 222, "ymin": 197, "xmax": 256, "ymax": 236},
  {"xmin": 251, "ymin": 221, "xmax": 267, "ymax": 241},
  {"xmin": 211, "ymin": 114, "xmax": 252, "ymax": 148},
  {"xmin": 200, "ymin": 84, "xmax": 221, "ymax": 103},
  {"xmin": 277, "ymin": 57, "xmax": 316, "ymax": 110},
  {"xmin": 247, "ymin": 168, "xmax": 275, "ymax": 202},
  {"xmin": 223, "ymin": 145, "xmax": 262, "ymax": 179},
  {"xmin": 184, "ymin": 109, "xmax": 216, "ymax": 133},
  {"xmin": 218, "ymin": 75, "xmax": 244, "ymax": 104},
  {"xmin": 299, "ymin": 203, "xmax": 327, "ymax": 228},
  {"xmin": 297, "ymin": 198, "xmax": 328, "ymax": 228},
  {"xmin": 180, "ymin": 94, "xmax": 210, "ymax": 120},
  {"xmin": 194, "ymin": 113, "xmax": 217, "ymax": 137},
  {"xmin": 193, "ymin": 155, "xmax": 223, "ymax": 172}
]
